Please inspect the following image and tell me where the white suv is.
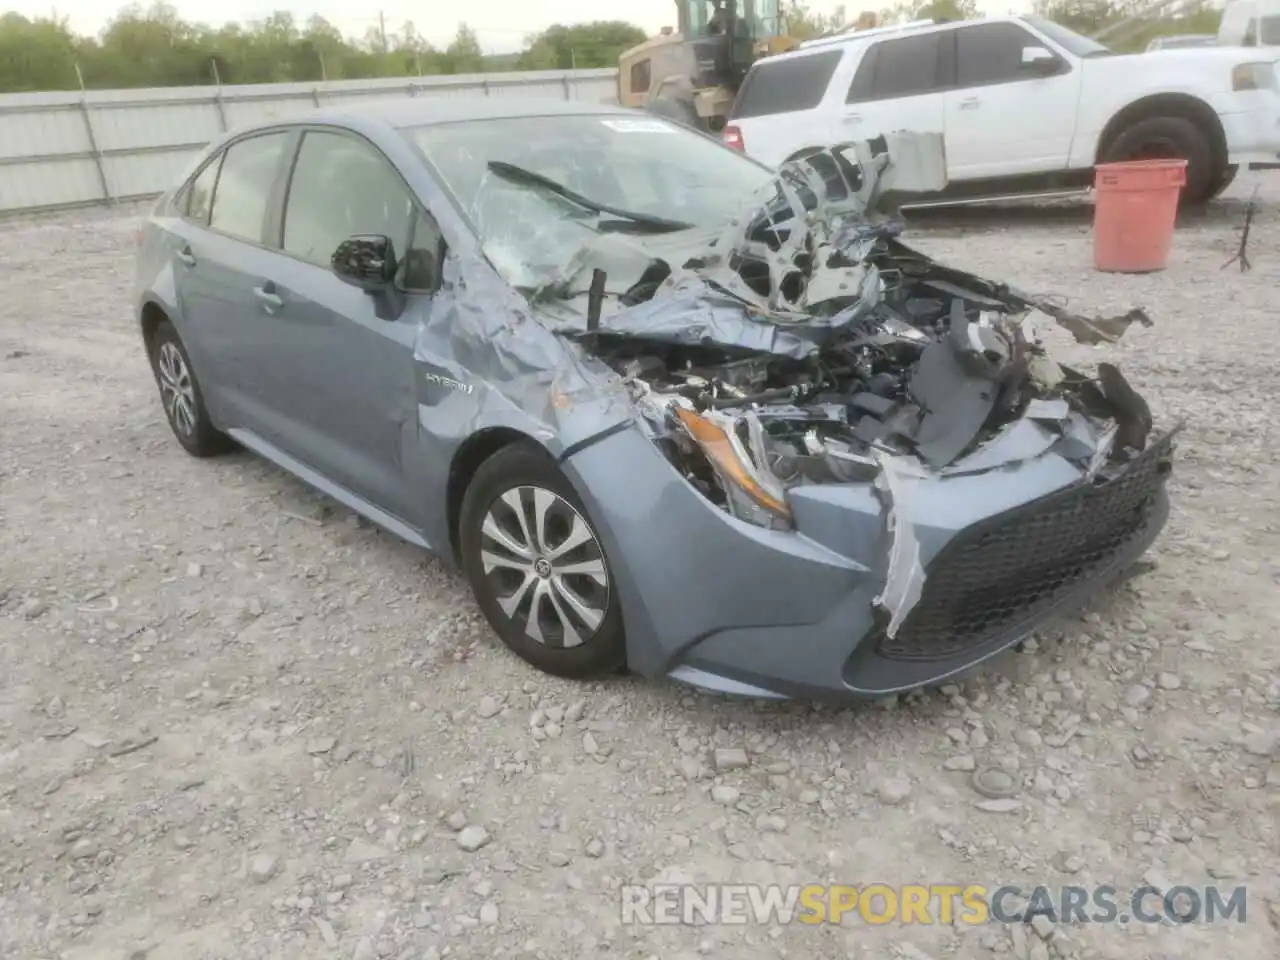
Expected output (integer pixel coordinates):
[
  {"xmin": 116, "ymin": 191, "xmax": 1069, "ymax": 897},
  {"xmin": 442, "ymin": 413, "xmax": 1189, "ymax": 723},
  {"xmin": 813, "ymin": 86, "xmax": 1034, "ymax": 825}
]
[{"xmin": 723, "ymin": 16, "xmax": 1280, "ymax": 204}]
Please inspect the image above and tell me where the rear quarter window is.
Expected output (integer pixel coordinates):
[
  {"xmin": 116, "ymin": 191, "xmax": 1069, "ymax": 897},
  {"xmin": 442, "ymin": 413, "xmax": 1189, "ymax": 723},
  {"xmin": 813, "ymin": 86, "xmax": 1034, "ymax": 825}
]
[{"xmin": 730, "ymin": 49, "xmax": 844, "ymax": 119}]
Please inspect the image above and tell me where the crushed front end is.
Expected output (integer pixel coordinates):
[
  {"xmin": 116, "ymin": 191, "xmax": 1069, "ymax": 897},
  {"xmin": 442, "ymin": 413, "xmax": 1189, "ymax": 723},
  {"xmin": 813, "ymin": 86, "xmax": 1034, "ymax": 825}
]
[{"xmin": 547, "ymin": 133, "xmax": 1176, "ymax": 698}]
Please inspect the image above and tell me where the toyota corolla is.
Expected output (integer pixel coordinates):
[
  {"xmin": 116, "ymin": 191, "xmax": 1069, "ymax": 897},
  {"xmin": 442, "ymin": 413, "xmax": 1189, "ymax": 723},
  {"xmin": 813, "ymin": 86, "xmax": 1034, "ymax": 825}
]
[{"xmin": 134, "ymin": 97, "xmax": 1175, "ymax": 700}]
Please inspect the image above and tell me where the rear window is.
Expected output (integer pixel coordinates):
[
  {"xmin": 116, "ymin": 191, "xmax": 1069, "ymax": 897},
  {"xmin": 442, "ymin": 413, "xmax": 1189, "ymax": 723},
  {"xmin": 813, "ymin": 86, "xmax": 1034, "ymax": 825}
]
[{"xmin": 731, "ymin": 49, "xmax": 843, "ymax": 119}]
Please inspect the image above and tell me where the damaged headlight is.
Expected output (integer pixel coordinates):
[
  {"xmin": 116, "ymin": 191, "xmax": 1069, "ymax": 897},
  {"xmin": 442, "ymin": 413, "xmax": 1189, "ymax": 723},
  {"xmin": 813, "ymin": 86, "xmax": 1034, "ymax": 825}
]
[{"xmin": 673, "ymin": 407, "xmax": 793, "ymax": 530}]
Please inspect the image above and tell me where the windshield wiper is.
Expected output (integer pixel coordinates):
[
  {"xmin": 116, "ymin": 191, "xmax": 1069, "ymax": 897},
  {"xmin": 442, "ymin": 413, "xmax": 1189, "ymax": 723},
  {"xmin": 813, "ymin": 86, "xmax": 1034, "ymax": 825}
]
[{"xmin": 487, "ymin": 160, "xmax": 694, "ymax": 233}]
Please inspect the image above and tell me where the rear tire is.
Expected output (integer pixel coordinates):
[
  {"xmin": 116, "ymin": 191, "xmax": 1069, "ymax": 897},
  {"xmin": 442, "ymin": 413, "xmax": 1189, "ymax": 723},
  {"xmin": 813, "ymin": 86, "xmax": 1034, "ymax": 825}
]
[
  {"xmin": 1101, "ymin": 115, "xmax": 1217, "ymax": 205},
  {"xmin": 149, "ymin": 320, "xmax": 233, "ymax": 458},
  {"xmin": 460, "ymin": 442, "xmax": 626, "ymax": 679}
]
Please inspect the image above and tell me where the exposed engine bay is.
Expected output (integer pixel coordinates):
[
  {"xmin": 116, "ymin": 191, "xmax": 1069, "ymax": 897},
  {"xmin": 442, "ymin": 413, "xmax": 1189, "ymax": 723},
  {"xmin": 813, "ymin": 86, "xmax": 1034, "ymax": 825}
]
[
  {"xmin": 533, "ymin": 132, "xmax": 1171, "ymax": 633},
  {"xmin": 592, "ymin": 278, "xmax": 1155, "ymax": 530},
  {"xmin": 553, "ymin": 135, "xmax": 1158, "ymax": 528}
]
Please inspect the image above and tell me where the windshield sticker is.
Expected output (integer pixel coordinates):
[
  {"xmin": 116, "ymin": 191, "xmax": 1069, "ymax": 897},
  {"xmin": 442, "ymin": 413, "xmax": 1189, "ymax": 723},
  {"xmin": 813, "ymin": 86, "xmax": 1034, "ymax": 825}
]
[{"xmin": 600, "ymin": 118, "xmax": 676, "ymax": 134}]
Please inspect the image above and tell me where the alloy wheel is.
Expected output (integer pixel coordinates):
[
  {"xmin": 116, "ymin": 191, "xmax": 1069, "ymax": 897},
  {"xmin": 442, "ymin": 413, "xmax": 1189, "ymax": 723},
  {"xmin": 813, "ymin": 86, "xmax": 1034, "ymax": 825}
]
[
  {"xmin": 156, "ymin": 341, "xmax": 197, "ymax": 437},
  {"xmin": 479, "ymin": 485, "xmax": 610, "ymax": 648}
]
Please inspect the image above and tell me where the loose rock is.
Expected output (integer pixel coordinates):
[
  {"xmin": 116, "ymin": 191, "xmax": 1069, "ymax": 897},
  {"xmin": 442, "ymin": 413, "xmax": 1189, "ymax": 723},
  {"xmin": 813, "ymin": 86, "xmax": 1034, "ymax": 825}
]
[
  {"xmin": 711, "ymin": 785, "xmax": 740, "ymax": 804},
  {"xmin": 457, "ymin": 826, "xmax": 491, "ymax": 852},
  {"xmin": 975, "ymin": 799, "xmax": 1022, "ymax": 814},
  {"xmin": 877, "ymin": 779, "xmax": 912, "ymax": 805},
  {"xmin": 714, "ymin": 747, "xmax": 749, "ymax": 771},
  {"xmin": 249, "ymin": 854, "xmax": 279, "ymax": 883},
  {"xmin": 1124, "ymin": 685, "xmax": 1152, "ymax": 708}
]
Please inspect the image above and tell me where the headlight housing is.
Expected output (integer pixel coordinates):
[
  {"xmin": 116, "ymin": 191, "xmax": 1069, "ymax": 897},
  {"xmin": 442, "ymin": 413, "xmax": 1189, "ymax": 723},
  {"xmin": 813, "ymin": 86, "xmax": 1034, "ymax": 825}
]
[
  {"xmin": 673, "ymin": 406, "xmax": 793, "ymax": 530},
  {"xmin": 1232, "ymin": 61, "xmax": 1278, "ymax": 91}
]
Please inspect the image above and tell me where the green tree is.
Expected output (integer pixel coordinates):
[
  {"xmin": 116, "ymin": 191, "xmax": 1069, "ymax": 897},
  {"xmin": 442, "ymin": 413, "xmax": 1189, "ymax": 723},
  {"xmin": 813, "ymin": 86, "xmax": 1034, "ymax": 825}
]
[
  {"xmin": 880, "ymin": 0, "xmax": 980, "ymax": 25},
  {"xmin": 1031, "ymin": 0, "xmax": 1123, "ymax": 35},
  {"xmin": 783, "ymin": 1, "xmax": 849, "ymax": 40},
  {"xmin": 518, "ymin": 21, "xmax": 648, "ymax": 70},
  {"xmin": 1032, "ymin": 0, "xmax": 1220, "ymax": 50},
  {"xmin": 441, "ymin": 23, "xmax": 485, "ymax": 74},
  {"xmin": 86, "ymin": 2, "xmax": 217, "ymax": 87},
  {"xmin": 0, "ymin": 12, "xmax": 80, "ymax": 91}
]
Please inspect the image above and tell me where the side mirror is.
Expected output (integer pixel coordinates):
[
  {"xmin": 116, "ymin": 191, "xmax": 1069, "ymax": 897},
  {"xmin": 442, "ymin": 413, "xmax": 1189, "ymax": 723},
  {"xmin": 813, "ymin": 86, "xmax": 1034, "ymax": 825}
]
[
  {"xmin": 1020, "ymin": 45, "xmax": 1058, "ymax": 74},
  {"xmin": 332, "ymin": 234, "xmax": 397, "ymax": 292}
]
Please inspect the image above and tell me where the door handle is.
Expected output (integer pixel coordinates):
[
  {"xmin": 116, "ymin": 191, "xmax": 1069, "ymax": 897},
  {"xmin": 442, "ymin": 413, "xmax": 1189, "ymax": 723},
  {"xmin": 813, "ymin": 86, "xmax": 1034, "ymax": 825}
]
[
  {"xmin": 959, "ymin": 97, "xmax": 980, "ymax": 110},
  {"xmin": 843, "ymin": 114, "xmax": 862, "ymax": 123},
  {"xmin": 253, "ymin": 285, "xmax": 283, "ymax": 312},
  {"xmin": 176, "ymin": 246, "xmax": 196, "ymax": 266}
]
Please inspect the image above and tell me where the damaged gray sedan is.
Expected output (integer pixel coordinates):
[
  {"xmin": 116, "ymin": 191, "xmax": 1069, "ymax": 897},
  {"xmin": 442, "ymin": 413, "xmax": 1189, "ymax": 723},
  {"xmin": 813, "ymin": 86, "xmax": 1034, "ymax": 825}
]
[{"xmin": 134, "ymin": 98, "xmax": 1175, "ymax": 699}]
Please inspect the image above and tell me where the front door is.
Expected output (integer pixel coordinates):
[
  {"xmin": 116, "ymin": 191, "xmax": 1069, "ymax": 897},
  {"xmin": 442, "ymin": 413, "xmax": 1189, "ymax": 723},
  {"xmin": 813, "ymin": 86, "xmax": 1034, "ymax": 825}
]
[
  {"xmin": 941, "ymin": 22, "xmax": 1082, "ymax": 179},
  {"xmin": 246, "ymin": 128, "xmax": 445, "ymax": 525}
]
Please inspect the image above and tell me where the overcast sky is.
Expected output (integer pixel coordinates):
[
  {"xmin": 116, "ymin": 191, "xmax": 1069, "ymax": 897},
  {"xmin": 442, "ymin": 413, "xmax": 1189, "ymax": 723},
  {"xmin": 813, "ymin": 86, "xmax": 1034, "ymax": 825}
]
[{"xmin": 14, "ymin": 1, "xmax": 1036, "ymax": 53}]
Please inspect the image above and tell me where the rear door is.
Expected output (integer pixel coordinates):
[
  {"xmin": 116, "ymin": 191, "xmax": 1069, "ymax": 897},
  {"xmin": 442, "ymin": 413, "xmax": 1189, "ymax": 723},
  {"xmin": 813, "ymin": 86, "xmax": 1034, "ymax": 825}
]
[
  {"xmin": 728, "ymin": 48, "xmax": 846, "ymax": 167},
  {"xmin": 841, "ymin": 32, "xmax": 949, "ymax": 151},
  {"xmin": 172, "ymin": 129, "xmax": 295, "ymax": 428},
  {"xmin": 941, "ymin": 22, "xmax": 1082, "ymax": 178},
  {"xmin": 247, "ymin": 127, "xmax": 445, "ymax": 524}
]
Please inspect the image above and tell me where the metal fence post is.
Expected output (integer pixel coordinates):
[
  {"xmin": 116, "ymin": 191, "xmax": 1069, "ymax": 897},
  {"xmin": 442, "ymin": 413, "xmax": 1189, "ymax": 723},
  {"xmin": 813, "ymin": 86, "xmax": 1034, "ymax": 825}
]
[
  {"xmin": 211, "ymin": 59, "xmax": 228, "ymax": 132},
  {"xmin": 312, "ymin": 86, "xmax": 321, "ymax": 108},
  {"xmin": 561, "ymin": 75, "xmax": 571, "ymax": 101},
  {"xmin": 74, "ymin": 62, "xmax": 111, "ymax": 206}
]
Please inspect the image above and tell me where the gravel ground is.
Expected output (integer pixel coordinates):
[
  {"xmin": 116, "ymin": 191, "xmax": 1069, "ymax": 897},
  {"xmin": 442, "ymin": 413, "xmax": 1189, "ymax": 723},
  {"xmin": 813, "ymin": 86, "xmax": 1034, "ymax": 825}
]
[{"xmin": 1, "ymin": 174, "xmax": 1278, "ymax": 960}]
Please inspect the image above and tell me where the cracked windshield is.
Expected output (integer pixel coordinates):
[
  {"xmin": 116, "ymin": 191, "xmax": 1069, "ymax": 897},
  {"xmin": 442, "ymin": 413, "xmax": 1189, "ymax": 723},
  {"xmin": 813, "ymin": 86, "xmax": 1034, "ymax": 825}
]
[{"xmin": 407, "ymin": 115, "xmax": 775, "ymax": 289}]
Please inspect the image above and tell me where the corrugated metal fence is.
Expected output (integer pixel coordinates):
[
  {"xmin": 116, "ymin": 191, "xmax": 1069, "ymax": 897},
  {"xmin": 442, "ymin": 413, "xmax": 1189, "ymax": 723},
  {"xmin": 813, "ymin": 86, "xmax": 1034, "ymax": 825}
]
[{"xmin": 0, "ymin": 68, "xmax": 620, "ymax": 216}]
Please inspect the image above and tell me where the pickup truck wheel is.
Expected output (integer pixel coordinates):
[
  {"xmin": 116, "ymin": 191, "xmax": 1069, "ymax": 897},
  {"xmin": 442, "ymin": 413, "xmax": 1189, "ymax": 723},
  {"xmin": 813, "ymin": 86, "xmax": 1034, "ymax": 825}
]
[
  {"xmin": 1209, "ymin": 164, "xmax": 1238, "ymax": 199},
  {"xmin": 1102, "ymin": 115, "xmax": 1216, "ymax": 205}
]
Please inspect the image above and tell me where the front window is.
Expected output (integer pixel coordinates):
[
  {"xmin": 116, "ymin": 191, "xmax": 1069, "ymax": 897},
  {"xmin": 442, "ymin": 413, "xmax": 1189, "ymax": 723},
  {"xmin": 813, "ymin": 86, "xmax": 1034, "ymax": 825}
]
[
  {"xmin": 1022, "ymin": 15, "xmax": 1113, "ymax": 57},
  {"xmin": 405, "ymin": 114, "xmax": 775, "ymax": 290}
]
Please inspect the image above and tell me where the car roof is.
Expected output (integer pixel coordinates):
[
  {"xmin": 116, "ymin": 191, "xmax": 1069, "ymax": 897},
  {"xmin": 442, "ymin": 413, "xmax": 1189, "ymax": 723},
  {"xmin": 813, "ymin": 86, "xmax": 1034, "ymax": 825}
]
[
  {"xmin": 762, "ymin": 15, "xmax": 1029, "ymax": 64},
  {"xmin": 293, "ymin": 96, "xmax": 632, "ymax": 132}
]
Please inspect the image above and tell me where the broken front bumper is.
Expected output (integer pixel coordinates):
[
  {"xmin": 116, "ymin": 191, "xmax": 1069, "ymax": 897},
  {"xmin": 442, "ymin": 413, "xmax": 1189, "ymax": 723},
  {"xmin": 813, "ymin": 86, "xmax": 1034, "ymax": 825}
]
[{"xmin": 563, "ymin": 424, "xmax": 1173, "ymax": 700}]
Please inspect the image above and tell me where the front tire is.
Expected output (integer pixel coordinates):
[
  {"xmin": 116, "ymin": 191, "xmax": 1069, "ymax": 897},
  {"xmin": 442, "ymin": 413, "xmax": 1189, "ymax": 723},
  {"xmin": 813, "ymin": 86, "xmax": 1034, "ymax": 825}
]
[
  {"xmin": 149, "ymin": 320, "xmax": 232, "ymax": 458},
  {"xmin": 459, "ymin": 442, "xmax": 626, "ymax": 679},
  {"xmin": 1101, "ymin": 115, "xmax": 1217, "ymax": 205}
]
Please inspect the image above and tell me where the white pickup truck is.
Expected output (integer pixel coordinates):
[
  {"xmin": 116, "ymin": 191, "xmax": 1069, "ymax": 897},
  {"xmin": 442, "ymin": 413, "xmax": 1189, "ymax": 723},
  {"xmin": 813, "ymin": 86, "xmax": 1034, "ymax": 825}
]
[{"xmin": 722, "ymin": 15, "xmax": 1280, "ymax": 204}]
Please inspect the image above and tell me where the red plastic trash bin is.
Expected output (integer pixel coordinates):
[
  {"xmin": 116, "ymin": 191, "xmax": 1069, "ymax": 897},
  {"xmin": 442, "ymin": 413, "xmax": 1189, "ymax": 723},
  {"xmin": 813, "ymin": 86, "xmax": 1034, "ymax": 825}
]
[{"xmin": 1092, "ymin": 159, "xmax": 1186, "ymax": 273}]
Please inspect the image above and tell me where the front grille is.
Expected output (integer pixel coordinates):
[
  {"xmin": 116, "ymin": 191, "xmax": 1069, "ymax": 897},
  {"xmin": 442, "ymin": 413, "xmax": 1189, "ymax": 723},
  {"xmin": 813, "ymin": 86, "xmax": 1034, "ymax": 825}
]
[{"xmin": 876, "ymin": 432, "xmax": 1174, "ymax": 662}]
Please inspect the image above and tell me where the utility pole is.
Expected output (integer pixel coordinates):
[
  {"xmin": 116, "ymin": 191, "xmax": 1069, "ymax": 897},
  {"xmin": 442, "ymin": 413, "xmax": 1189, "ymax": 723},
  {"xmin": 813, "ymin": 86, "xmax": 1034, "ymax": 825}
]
[{"xmin": 378, "ymin": 11, "xmax": 388, "ymax": 52}]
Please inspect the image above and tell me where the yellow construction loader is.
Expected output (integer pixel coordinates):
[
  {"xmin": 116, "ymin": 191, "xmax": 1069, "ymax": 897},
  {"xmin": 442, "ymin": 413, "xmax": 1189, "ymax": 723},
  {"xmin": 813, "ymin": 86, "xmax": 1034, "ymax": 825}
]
[{"xmin": 617, "ymin": 0, "xmax": 810, "ymax": 133}]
